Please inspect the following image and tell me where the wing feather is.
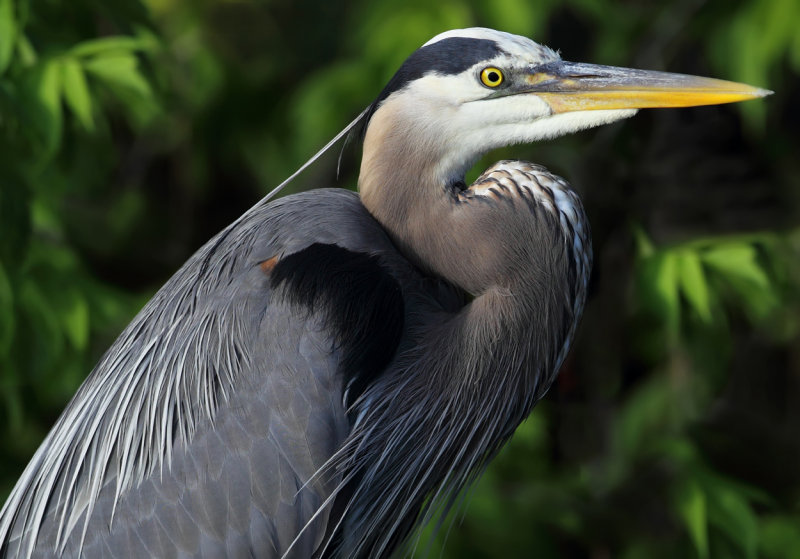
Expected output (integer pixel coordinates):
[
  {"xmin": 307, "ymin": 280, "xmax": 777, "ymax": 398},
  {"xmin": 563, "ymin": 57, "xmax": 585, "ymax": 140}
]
[{"xmin": 1, "ymin": 189, "xmax": 405, "ymax": 558}]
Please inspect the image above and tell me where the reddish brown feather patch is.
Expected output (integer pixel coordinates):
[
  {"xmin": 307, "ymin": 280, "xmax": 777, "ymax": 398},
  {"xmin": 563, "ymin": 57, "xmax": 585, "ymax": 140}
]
[{"xmin": 259, "ymin": 256, "xmax": 280, "ymax": 275}]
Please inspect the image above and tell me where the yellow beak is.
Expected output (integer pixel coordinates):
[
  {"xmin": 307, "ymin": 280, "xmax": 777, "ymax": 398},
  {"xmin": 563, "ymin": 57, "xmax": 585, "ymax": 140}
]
[{"xmin": 525, "ymin": 61, "xmax": 771, "ymax": 113}]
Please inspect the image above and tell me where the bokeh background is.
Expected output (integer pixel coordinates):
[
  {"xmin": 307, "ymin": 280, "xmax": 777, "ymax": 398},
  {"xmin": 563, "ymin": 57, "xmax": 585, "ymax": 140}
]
[{"xmin": 1, "ymin": 0, "xmax": 799, "ymax": 557}]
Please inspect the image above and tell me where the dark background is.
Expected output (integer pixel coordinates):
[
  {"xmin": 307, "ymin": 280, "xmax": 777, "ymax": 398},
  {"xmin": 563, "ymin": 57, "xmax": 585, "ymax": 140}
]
[{"xmin": 1, "ymin": 0, "xmax": 799, "ymax": 557}]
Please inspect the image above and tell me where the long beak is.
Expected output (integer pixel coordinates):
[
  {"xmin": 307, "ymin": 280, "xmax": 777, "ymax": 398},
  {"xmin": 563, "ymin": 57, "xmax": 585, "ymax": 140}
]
[{"xmin": 527, "ymin": 61, "xmax": 772, "ymax": 113}]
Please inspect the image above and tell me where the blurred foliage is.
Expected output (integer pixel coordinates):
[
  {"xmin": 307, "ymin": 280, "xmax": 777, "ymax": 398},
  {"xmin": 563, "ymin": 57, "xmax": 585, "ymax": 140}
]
[{"xmin": 0, "ymin": 0, "xmax": 799, "ymax": 557}]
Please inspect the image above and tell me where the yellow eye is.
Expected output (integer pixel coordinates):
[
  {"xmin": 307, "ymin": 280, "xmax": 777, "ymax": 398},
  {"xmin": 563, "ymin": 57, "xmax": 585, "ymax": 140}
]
[{"xmin": 480, "ymin": 67, "xmax": 504, "ymax": 88}]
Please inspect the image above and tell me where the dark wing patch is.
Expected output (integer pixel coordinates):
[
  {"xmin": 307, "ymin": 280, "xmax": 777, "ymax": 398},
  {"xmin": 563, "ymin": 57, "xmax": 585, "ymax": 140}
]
[{"xmin": 270, "ymin": 243, "xmax": 404, "ymax": 408}]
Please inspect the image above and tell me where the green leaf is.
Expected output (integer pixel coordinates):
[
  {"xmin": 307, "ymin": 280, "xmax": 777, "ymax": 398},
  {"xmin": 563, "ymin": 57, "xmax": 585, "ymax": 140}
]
[
  {"xmin": 707, "ymin": 486, "xmax": 758, "ymax": 559},
  {"xmin": 69, "ymin": 35, "xmax": 155, "ymax": 58},
  {"xmin": 0, "ymin": 260, "xmax": 14, "ymax": 358},
  {"xmin": 674, "ymin": 479, "xmax": 708, "ymax": 559},
  {"xmin": 84, "ymin": 53, "xmax": 152, "ymax": 99},
  {"xmin": 615, "ymin": 376, "xmax": 674, "ymax": 456},
  {"xmin": 678, "ymin": 250, "xmax": 713, "ymax": 323},
  {"xmin": 633, "ymin": 226, "xmax": 656, "ymax": 258},
  {"xmin": 759, "ymin": 516, "xmax": 800, "ymax": 559},
  {"xmin": 0, "ymin": 0, "xmax": 16, "ymax": 74},
  {"xmin": 702, "ymin": 244, "xmax": 769, "ymax": 289},
  {"xmin": 22, "ymin": 59, "xmax": 63, "ymax": 159},
  {"xmin": 58, "ymin": 289, "xmax": 89, "ymax": 351},
  {"xmin": 702, "ymin": 242, "xmax": 778, "ymax": 320},
  {"xmin": 654, "ymin": 251, "xmax": 681, "ymax": 339},
  {"xmin": 16, "ymin": 32, "xmax": 36, "ymax": 66},
  {"xmin": 60, "ymin": 57, "xmax": 94, "ymax": 131}
]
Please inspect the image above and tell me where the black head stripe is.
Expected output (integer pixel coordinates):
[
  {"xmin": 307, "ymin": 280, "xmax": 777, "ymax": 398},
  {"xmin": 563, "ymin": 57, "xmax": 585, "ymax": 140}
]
[{"xmin": 363, "ymin": 37, "xmax": 506, "ymax": 130}]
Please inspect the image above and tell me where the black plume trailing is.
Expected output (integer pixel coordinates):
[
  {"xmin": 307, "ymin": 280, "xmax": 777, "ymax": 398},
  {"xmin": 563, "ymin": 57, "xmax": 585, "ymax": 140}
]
[
  {"xmin": 271, "ymin": 243, "xmax": 405, "ymax": 409},
  {"xmin": 363, "ymin": 37, "xmax": 506, "ymax": 131}
]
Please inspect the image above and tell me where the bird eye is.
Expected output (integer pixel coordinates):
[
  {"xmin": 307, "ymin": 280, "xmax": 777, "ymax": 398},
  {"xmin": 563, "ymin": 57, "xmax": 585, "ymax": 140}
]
[{"xmin": 480, "ymin": 67, "xmax": 504, "ymax": 88}]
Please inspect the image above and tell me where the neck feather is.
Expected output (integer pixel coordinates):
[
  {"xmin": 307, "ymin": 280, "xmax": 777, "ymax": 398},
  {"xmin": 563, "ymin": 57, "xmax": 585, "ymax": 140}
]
[
  {"xmin": 345, "ymin": 107, "xmax": 591, "ymax": 557},
  {"xmin": 358, "ymin": 103, "xmax": 497, "ymax": 294}
]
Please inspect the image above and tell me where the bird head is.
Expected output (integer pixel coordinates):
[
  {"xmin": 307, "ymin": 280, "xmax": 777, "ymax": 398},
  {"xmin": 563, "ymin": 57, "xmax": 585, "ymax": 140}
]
[
  {"xmin": 356, "ymin": 28, "xmax": 769, "ymax": 295},
  {"xmin": 360, "ymin": 27, "xmax": 770, "ymax": 189}
]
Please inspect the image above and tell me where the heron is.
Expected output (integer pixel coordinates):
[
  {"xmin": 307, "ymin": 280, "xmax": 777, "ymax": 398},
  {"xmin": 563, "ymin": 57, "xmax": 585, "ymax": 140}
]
[{"xmin": 0, "ymin": 28, "xmax": 768, "ymax": 558}]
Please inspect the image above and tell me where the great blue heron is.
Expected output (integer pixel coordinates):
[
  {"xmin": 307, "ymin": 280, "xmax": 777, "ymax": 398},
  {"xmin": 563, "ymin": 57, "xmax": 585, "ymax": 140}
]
[{"xmin": 0, "ymin": 28, "xmax": 768, "ymax": 558}]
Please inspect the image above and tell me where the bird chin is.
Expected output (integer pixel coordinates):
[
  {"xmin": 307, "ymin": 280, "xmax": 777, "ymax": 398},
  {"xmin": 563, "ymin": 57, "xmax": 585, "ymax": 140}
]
[{"xmin": 533, "ymin": 108, "xmax": 638, "ymax": 141}]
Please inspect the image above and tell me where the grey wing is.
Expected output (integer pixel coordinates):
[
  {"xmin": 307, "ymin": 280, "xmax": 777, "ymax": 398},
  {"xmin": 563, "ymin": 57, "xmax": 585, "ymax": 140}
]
[
  {"xmin": 0, "ymin": 190, "xmax": 385, "ymax": 558},
  {"xmin": 69, "ymin": 298, "xmax": 347, "ymax": 558}
]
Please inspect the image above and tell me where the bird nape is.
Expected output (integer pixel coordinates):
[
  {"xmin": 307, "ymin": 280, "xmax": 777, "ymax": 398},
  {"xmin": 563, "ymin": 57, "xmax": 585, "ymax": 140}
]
[{"xmin": 0, "ymin": 27, "xmax": 769, "ymax": 559}]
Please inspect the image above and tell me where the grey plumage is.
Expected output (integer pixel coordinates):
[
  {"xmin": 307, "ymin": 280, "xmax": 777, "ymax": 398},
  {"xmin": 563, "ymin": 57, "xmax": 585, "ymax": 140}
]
[
  {"xmin": 4, "ymin": 191, "xmax": 380, "ymax": 557},
  {"xmin": 0, "ymin": 26, "xmax": 768, "ymax": 558}
]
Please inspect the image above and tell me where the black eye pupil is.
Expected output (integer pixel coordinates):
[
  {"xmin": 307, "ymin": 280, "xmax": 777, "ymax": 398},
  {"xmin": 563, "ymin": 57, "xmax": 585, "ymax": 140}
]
[{"xmin": 488, "ymin": 71, "xmax": 499, "ymax": 82}]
